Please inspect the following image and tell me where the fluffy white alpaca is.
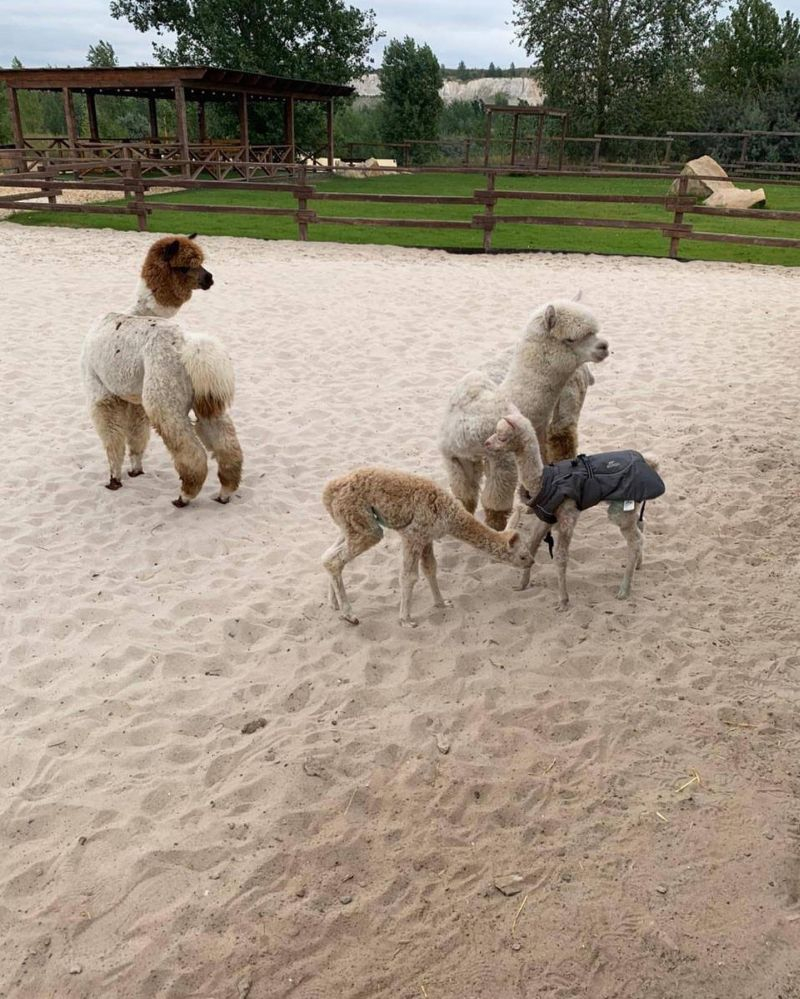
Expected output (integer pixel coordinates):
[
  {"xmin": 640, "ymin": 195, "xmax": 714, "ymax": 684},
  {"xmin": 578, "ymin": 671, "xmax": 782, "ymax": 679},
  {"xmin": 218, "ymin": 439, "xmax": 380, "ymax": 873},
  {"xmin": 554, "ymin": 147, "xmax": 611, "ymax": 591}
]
[
  {"xmin": 81, "ymin": 235, "xmax": 243, "ymax": 507},
  {"xmin": 439, "ymin": 301, "xmax": 609, "ymax": 530}
]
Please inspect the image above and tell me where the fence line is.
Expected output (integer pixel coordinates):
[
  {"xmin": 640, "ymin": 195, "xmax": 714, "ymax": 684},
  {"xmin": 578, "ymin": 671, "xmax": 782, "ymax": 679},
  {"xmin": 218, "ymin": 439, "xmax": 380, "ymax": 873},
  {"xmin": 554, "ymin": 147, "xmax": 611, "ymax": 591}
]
[{"xmin": 3, "ymin": 159, "xmax": 800, "ymax": 259}]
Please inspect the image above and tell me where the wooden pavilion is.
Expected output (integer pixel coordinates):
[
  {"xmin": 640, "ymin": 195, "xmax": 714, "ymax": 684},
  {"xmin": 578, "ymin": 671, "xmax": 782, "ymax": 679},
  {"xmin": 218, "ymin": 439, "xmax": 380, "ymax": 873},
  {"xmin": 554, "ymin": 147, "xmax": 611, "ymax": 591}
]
[
  {"xmin": 0, "ymin": 66, "xmax": 354, "ymax": 173},
  {"xmin": 483, "ymin": 105, "xmax": 569, "ymax": 170}
]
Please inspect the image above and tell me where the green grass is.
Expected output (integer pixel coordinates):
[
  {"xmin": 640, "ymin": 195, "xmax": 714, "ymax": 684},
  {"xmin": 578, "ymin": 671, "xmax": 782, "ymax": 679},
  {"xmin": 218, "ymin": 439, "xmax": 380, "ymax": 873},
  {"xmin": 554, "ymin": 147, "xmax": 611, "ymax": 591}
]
[{"xmin": 8, "ymin": 170, "xmax": 800, "ymax": 265}]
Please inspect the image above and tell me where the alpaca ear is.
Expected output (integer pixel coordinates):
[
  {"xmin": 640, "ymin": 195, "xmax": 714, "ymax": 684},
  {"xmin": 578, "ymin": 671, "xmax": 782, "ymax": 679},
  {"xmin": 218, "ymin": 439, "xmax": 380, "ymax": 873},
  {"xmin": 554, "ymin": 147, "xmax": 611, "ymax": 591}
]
[
  {"xmin": 507, "ymin": 531, "xmax": 520, "ymax": 547},
  {"xmin": 163, "ymin": 239, "xmax": 181, "ymax": 261},
  {"xmin": 187, "ymin": 232, "xmax": 198, "ymax": 240},
  {"xmin": 543, "ymin": 305, "xmax": 557, "ymax": 331},
  {"xmin": 573, "ymin": 289, "xmax": 582, "ymax": 302},
  {"xmin": 502, "ymin": 415, "xmax": 517, "ymax": 430}
]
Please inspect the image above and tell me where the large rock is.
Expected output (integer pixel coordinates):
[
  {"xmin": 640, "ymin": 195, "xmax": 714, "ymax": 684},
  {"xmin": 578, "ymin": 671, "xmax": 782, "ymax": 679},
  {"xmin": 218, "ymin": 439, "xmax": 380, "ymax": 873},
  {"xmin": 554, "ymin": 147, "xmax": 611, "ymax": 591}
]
[
  {"xmin": 670, "ymin": 154, "xmax": 766, "ymax": 209},
  {"xmin": 669, "ymin": 155, "xmax": 732, "ymax": 198},
  {"xmin": 704, "ymin": 186, "xmax": 766, "ymax": 209}
]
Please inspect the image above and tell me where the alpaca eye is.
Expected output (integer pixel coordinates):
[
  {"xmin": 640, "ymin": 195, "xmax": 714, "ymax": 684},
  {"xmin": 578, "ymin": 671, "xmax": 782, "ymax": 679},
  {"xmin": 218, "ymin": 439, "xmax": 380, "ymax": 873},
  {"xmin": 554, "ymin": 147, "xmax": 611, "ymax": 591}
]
[{"xmin": 175, "ymin": 266, "xmax": 190, "ymax": 273}]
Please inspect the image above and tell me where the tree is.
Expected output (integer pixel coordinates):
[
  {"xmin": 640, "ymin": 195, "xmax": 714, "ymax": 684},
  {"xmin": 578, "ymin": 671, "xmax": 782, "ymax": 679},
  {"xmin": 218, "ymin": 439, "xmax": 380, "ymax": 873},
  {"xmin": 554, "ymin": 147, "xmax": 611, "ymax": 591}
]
[
  {"xmin": 700, "ymin": 0, "xmax": 799, "ymax": 96},
  {"xmin": 457, "ymin": 59, "xmax": 469, "ymax": 81},
  {"xmin": 513, "ymin": 0, "xmax": 719, "ymax": 134},
  {"xmin": 380, "ymin": 37, "xmax": 443, "ymax": 161},
  {"xmin": 87, "ymin": 40, "xmax": 118, "ymax": 68},
  {"xmin": 110, "ymin": 0, "xmax": 379, "ymax": 85},
  {"xmin": 488, "ymin": 61, "xmax": 497, "ymax": 77}
]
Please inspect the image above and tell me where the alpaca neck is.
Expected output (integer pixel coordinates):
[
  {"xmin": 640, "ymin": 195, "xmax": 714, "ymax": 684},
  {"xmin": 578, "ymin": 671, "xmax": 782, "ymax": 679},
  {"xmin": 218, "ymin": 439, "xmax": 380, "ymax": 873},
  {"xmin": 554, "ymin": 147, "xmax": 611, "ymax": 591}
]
[
  {"xmin": 448, "ymin": 505, "xmax": 513, "ymax": 560},
  {"xmin": 501, "ymin": 340, "xmax": 575, "ymax": 429},
  {"xmin": 512, "ymin": 432, "xmax": 544, "ymax": 495},
  {"xmin": 130, "ymin": 280, "xmax": 182, "ymax": 318}
]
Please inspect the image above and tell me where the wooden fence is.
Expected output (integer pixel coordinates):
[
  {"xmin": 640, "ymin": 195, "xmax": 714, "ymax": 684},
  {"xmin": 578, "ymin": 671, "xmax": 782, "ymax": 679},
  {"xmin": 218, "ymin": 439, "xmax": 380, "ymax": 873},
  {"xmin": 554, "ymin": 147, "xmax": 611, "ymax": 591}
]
[{"xmin": 3, "ymin": 160, "xmax": 800, "ymax": 259}]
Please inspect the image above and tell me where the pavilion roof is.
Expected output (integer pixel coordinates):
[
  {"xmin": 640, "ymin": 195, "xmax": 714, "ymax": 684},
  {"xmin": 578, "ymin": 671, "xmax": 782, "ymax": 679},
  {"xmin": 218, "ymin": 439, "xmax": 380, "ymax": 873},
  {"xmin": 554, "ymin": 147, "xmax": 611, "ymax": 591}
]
[{"xmin": 0, "ymin": 66, "xmax": 354, "ymax": 103}]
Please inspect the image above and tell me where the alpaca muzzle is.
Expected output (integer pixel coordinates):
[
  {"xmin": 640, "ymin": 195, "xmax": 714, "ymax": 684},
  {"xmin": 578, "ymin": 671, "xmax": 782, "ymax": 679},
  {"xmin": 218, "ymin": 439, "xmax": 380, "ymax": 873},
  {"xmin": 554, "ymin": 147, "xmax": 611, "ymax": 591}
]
[{"xmin": 199, "ymin": 269, "xmax": 214, "ymax": 290}]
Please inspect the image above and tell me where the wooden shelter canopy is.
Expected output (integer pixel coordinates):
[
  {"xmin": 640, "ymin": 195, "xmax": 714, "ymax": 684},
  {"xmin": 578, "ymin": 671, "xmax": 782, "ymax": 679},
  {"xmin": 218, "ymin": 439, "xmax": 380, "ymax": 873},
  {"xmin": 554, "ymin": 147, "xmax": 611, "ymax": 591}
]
[
  {"xmin": 484, "ymin": 105, "xmax": 568, "ymax": 117},
  {"xmin": 483, "ymin": 105, "xmax": 569, "ymax": 169},
  {"xmin": 0, "ymin": 66, "xmax": 354, "ymax": 103}
]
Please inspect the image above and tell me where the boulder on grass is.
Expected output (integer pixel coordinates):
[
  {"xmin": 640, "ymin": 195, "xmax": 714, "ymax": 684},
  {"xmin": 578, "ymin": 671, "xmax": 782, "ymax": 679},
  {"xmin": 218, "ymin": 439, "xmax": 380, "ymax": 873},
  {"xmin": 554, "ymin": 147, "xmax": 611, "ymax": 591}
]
[
  {"xmin": 669, "ymin": 155, "xmax": 732, "ymax": 198},
  {"xmin": 704, "ymin": 186, "xmax": 766, "ymax": 209}
]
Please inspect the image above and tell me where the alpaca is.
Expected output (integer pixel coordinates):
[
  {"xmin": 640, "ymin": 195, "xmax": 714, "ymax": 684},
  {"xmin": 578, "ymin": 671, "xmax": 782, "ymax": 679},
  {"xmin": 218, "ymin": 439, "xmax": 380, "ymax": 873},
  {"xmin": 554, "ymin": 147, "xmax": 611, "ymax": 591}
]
[
  {"xmin": 439, "ymin": 301, "xmax": 609, "ymax": 532},
  {"xmin": 322, "ymin": 467, "xmax": 535, "ymax": 626},
  {"xmin": 546, "ymin": 364, "xmax": 595, "ymax": 462},
  {"xmin": 485, "ymin": 412, "xmax": 664, "ymax": 609},
  {"xmin": 81, "ymin": 235, "xmax": 243, "ymax": 507}
]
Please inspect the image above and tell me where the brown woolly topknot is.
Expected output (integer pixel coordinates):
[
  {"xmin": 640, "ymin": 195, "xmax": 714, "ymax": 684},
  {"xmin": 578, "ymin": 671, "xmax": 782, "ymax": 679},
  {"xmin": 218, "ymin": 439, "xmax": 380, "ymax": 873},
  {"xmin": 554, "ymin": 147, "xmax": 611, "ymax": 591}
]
[{"xmin": 141, "ymin": 235, "xmax": 207, "ymax": 309}]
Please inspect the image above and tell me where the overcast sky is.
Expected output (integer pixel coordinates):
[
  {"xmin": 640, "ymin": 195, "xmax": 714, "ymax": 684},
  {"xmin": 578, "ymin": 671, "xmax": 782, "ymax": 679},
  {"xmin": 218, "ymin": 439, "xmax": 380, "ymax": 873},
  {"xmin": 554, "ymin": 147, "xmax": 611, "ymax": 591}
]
[
  {"xmin": 4, "ymin": 0, "xmax": 800, "ymax": 72},
  {"xmin": 1, "ymin": 0, "xmax": 530, "ymax": 71}
]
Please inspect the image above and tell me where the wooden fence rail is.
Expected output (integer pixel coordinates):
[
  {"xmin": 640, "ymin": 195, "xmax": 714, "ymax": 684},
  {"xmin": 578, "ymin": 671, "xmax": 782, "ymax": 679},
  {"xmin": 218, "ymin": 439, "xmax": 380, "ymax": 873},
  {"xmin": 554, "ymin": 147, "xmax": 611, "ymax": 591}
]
[{"xmin": 3, "ymin": 160, "xmax": 800, "ymax": 260}]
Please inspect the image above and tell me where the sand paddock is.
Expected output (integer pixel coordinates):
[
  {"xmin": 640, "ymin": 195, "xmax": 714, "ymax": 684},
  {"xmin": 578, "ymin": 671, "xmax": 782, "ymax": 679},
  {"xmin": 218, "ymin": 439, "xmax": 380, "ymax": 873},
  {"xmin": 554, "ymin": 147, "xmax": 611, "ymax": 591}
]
[{"xmin": 1, "ymin": 225, "xmax": 799, "ymax": 998}]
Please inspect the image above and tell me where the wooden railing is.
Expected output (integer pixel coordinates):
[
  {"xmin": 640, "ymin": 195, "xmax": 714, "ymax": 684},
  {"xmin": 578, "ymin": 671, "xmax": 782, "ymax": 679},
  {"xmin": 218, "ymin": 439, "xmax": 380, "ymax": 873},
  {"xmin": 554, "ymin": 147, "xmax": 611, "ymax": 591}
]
[{"xmin": 3, "ymin": 160, "xmax": 800, "ymax": 260}]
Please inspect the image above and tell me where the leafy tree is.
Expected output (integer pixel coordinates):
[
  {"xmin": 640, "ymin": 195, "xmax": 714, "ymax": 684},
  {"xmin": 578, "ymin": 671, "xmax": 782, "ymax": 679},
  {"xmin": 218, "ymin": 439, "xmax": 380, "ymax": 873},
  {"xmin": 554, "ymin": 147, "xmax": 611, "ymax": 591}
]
[
  {"xmin": 110, "ymin": 0, "xmax": 379, "ymax": 85},
  {"xmin": 700, "ymin": 0, "xmax": 799, "ymax": 96},
  {"xmin": 380, "ymin": 36, "xmax": 443, "ymax": 161},
  {"xmin": 87, "ymin": 40, "xmax": 118, "ymax": 68},
  {"xmin": 488, "ymin": 61, "xmax": 497, "ymax": 77},
  {"xmin": 456, "ymin": 59, "xmax": 469, "ymax": 81},
  {"xmin": 513, "ymin": 0, "xmax": 719, "ymax": 133}
]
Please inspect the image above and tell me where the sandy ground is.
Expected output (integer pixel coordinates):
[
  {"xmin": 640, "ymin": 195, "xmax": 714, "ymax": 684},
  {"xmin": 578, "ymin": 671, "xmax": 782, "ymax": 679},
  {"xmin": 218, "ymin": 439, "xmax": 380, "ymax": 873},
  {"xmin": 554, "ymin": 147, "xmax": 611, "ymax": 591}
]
[{"xmin": 1, "ymin": 224, "xmax": 799, "ymax": 999}]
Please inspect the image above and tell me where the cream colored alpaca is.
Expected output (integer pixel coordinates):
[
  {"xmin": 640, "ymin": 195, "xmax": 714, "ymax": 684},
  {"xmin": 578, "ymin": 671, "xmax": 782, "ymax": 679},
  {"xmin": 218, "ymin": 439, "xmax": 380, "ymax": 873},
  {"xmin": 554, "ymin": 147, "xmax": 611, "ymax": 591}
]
[
  {"xmin": 81, "ymin": 236, "xmax": 243, "ymax": 507},
  {"xmin": 322, "ymin": 468, "xmax": 535, "ymax": 626},
  {"xmin": 439, "ymin": 301, "xmax": 609, "ymax": 531},
  {"xmin": 485, "ymin": 412, "xmax": 658, "ymax": 609},
  {"xmin": 547, "ymin": 364, "xmax": 595, "ymax": 462}
]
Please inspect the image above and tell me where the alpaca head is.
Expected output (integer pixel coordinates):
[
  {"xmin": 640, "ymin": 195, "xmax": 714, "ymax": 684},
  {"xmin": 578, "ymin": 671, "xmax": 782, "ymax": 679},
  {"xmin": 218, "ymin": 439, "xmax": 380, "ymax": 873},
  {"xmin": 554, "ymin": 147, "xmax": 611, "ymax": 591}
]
[
  {"xmin": 484, "ymin": 409, "xmax": 535, "ymax": 452},
  {"xmin": 141, "ymin": 234, "xmax": 213, "ymax": 310},
  {"xmin": 500, "ymin": 530, "xmax": 535, "ymax": 569},
  {"xmin": 529, "ymin": 300, "xmax": 609, "ymax": 366}
]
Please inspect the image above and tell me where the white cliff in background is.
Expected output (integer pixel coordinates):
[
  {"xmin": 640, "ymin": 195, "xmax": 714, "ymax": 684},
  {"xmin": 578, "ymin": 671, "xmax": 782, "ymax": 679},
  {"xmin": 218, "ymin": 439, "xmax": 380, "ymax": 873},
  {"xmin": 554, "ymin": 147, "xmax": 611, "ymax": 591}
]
[{"xmin": 352, "ymin": 74, "xmax": 543, "ymax": 106}]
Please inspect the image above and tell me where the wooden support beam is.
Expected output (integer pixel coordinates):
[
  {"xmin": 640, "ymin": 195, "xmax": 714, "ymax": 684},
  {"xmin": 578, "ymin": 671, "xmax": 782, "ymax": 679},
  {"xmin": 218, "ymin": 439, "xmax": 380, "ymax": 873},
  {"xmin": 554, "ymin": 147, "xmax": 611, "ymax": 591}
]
[
  {"xmin": 198, "ymin": 100, "xmax": 207, "ymax": 144},
  {"xmin": 484, "ymin": 110, "xmax": 492, "ymax": 167},
  {"xmin": 148, "ymin": 97, "xmax": 159, "ymax": 141},
  {"xmin": 174, "ymin": 83, "xmax": 190, "ymax": 176},
  {"xmin": 238, "ymin": 92, "xmax": 249, "ymax": 151},
  {"xmin": 7, "ymin": 87, "xmax": 25, "ymax": 170},
  {"xmin": 326, "ymin": 98, "xmax": 334, "ymax": 170},
  {"xmin": 510, "ymin": 113, "xmax": 519, "ymax": 167},
  {"xmin": 87, "ymin": 92, "xmax": 99, "ymax": 142},
  {"xmin": 534, "ymin": 113, "xmax": 545, "ymax": 170},
  {"xmin": 284, "ymin": 97, "xmax": 295, "ymax": 159},
  {"xmin": 558, "ymin": 116, "xmax": 567, "ymax": 171},
  {"xmin": 62, "ymin": 87, "xmax": 79, "ymax": 153}
]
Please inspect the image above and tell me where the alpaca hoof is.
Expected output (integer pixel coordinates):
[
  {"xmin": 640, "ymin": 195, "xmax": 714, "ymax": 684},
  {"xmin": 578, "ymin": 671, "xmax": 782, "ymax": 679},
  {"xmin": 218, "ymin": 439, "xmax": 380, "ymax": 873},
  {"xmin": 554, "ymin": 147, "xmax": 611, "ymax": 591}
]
[
  {"xmin": 435, "ymin": 600, "xmax": 453, "ymax": 609},
  {"xmin": 616, "ymin": 589, "xmax": 631, "ymax": 600},
  {"xmin": 512, "ymin": 581, "xmax": 529, "ymax": 592},
  {"xmin": 213, "ymin": 495, "xmax": 230, "ymax": 505},
  {"xmin": 556, "ymin": 600, "xmax": 569, "ymax": 612},
  {"xmin": 127, "ymin": 469, "xmax": 144, "ymax": 478},
  {"xmin": 400, "ymin": 618, "xmax": 418, "ymax": 629},
  {"xmin": 172, "ymin": 496, "xmax": 189, "ymax": 508},
  {"xmin": 105, "ymin": 477, "xmax": 123, "ymax": 491},
  {"xmin": 342, "ymin": 613, "xmax": 359, "ymax": 626}
]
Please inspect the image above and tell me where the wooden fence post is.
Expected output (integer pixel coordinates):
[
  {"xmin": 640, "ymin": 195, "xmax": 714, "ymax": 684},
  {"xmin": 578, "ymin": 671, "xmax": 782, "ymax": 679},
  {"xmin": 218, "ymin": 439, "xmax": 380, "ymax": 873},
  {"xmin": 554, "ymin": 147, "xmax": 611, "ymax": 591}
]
[
  {"xmin": 131, "ymin": 160, "xmax": 148, "ymax": 231},
  {"xmin": 464, "ymin": 138, "xmax": 471, "ymax": 166},
  {"xmin": 482, "ymin": 170, "xmax": 496, "ymax": 253},
  {"xmin": 668, "ymin": 173, "xmax": 687, "ymax": 259},
  {"xmin": 297, "ymin": 164, "xmax": 308, "ymax": 241}
]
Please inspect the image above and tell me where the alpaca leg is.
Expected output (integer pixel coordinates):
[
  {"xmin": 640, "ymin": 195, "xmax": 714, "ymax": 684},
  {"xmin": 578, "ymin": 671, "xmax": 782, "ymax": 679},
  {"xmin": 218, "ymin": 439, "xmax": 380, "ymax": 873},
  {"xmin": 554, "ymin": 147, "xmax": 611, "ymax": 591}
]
[
  {"xmin": 124, "ymin": 403, "xmax": 150, "ymax": 477},
  {"xmin": 616, "ymin": 512, "xmax": 643, "ymax": 600},
  {"xmin": 546, "ymin": 423, "xmax": 579, "ymax": 463},
  {"xmin": 444, "ymin": 455, "xmax": 481, "ymax": 514},
  {"xmin": 147, "ymin": 408, "xmax": 208, "ymax": 507},
  {"xmin": 323, "ymin": 528, "xmax": 381, "ymax": 625},
  {"xmin": 635, "ymin": 516, "xmax": 645, "ymax": 569},
  {"xmin": 195, "ymin": 413, "xmax": 243, "ymax": 504},
  {"xmin": 514, "ymin": 517, "xmax": 553, "ymax": 591},
  {"xmin": 399, "ymin": 541, "xmax": 422, "ymax": 627},
  {"xmin": 91, "ymin": 397, "xmax": 127, "ymax": 490},
  {"xmin": 421, "ymin": 543, "xmax": 450, "ymax": 610},
  {"xmin": 481, "ymin": 452, "xmax": 517, "ymax": 530},
  {"xmin": 553, "ymin": 505, "xmax": 579, "ymax": 611}
]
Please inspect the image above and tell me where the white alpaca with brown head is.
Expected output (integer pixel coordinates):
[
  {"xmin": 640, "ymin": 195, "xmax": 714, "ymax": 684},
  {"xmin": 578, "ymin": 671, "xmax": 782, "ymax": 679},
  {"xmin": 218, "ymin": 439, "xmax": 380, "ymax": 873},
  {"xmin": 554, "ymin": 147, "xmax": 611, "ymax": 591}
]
[{"xmin": 81, "ymin": 235, "xmax": 243, "ymax": 506}]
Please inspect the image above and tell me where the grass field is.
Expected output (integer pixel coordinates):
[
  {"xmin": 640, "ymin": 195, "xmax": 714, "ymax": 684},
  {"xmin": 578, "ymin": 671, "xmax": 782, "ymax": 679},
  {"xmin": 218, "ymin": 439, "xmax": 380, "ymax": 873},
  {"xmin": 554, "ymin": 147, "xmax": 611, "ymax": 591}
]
[{"xmin": 8, "ymin": 171, "xmax": 800, "ymax": 265}]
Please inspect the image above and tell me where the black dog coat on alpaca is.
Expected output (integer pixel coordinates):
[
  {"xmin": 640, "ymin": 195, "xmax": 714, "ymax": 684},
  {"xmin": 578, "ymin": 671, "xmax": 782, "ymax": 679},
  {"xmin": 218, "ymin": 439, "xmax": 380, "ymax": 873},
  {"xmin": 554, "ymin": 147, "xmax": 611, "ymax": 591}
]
[{"xmin": 520, "ymin": 450, "xmax": 666, "ymax": 525}]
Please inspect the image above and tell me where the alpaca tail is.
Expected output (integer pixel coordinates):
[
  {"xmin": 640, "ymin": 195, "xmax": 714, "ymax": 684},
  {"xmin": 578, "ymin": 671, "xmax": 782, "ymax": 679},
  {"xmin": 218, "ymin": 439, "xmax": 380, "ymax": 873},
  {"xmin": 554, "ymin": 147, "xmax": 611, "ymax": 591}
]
[
  {"xmin": 642, "ymin": 451, "xmax": 660, "ymax": 472},
  {"xmin": 180, "ymin": 334, "xmax": 235, "ymax": 418}
]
